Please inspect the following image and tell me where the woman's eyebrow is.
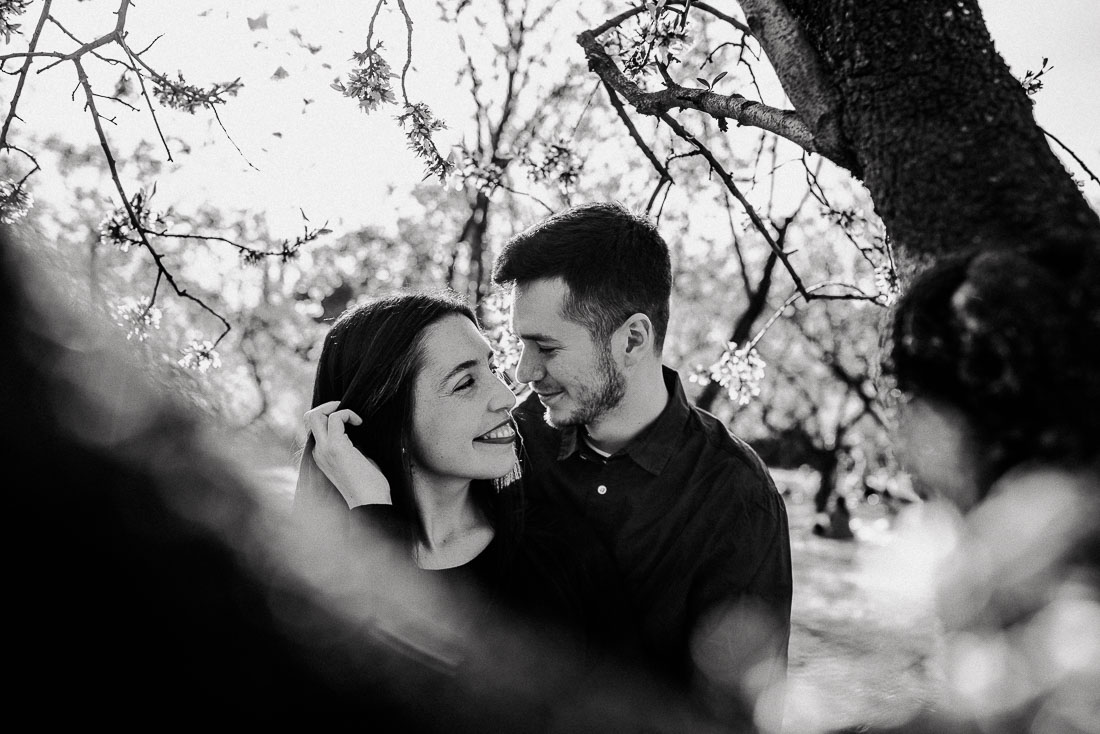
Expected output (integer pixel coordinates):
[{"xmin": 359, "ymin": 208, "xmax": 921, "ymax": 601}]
[{"xmin": 438, "ymin": 359, "xmax": 478, "ymax": 388}]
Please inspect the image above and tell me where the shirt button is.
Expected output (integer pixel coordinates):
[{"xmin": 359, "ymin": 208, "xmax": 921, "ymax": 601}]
[{"xmin": 597, "ymin": 485, "xmax": 607, "ymax": 495}]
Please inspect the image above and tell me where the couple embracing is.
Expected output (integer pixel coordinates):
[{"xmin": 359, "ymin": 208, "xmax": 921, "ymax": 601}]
[{"xmin": 294, "ymin": 202, "xmax": 792, "ymax": 730}]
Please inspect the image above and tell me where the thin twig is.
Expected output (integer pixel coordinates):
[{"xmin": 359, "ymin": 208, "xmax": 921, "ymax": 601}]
[
  {"xmin": 1, "ymin": 0, "xmax": 53, "ymax": 148},
  {"xmin": 74, "ymin": 57, "xmax": 232, "ymax": 346},
  {"xmin": 123, "ymin": 45, "xmax": 173, "ymax": 160},
  {"xmin": 604, "ymin": 82, "xmax": 673, "ymax": 184},
  {"xmin": 366, "ymin": 0, "xmax": 387, "ymax": 48},
  {"xmin": 658, "ymin": 110, "xmax": 814, "ymax": 296},
  {"xmin": 748, "ymin": 281, "xmax": 879, "ymax": 352},
  {"xmin": 396, "ymin": 0, "xmax": 414, "ymax": 104},
  {"xmin": 1041, "ymin": 125, "xmax": 1100, "ymax": 187}
]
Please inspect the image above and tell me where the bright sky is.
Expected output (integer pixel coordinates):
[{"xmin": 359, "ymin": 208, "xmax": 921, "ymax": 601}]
[{"xmin": 6, "ymin": 0, "xmax": 1098, "ymax": 236}]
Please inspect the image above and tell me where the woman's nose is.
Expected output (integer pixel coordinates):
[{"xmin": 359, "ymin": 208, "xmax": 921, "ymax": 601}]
[{"xmin": 489, "ymin": 373, "xmax": 518, "ymax": 412}]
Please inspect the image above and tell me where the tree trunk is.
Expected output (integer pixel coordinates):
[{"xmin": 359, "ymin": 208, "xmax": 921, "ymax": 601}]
[{"xmin": 749, "ymin": 0, "xmax": 1099, "ymax": 259}]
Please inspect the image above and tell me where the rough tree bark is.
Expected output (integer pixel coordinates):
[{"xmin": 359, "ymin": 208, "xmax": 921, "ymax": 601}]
[
  {"xmin": 585, "ymin": 0, "xmax": 1100, "ymax": 262},
  {"xmin": 737, "ymin": 0, "xmax": 1100, "ymax": 257}
]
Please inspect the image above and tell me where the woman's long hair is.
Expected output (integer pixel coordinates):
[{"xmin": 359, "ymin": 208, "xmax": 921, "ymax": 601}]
[{"xmin": 293, "ymin": 290, "xmax": 519, "ymax": 552}]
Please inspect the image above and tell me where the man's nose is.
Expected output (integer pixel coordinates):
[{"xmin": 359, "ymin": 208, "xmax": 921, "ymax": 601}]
[{"xmin": 515, "ymin": 345, "xmax": 543, "ymax": 384}]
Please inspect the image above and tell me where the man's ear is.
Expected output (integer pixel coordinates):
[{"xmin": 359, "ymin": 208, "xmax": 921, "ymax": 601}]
[{"xmin": 619, "ymin": 313, "xmax": 654, "ymax": 366}]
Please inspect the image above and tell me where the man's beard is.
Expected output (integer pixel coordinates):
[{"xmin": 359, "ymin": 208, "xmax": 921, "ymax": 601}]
[{"xmin": 544, "ymin": 347, "xmax": 626, "ymax": 428}]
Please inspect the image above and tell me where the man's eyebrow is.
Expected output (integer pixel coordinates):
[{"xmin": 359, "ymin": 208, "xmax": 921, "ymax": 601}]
[
  {"xmin": 438, "ymin": 359, "xmax": 479, "ymax": 388},
  {"xmin": 518, "ymin": 332, "xmax": 560, "ymax": 343}
]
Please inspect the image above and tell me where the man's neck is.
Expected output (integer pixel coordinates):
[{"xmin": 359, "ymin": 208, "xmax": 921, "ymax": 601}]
[{"xmin": 585, "ymin": 363, "xmax": 669, "ymax": 455}]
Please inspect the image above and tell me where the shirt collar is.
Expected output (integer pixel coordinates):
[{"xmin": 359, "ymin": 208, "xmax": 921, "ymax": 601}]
[{"xmin": 556, "ymin": 366, "xmax": 691, "ymax": 476}]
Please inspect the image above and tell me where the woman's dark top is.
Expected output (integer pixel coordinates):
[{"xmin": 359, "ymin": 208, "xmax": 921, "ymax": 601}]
[{"xmin": 349, "ymin": 497, "xmax": 638, "ymax": 667}]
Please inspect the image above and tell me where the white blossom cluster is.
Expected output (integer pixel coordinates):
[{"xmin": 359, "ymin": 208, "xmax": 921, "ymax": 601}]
[
  {"xmin": 690, "ymin": 341, "xmax": 767, "ymax": 406},
  {"xmin": 0, "ymin": 179, "xmax": 32, "ymax": 224},
  {"xmin": 179, "ymin": 340, "xmax": 222, "ymax": 373},
  {"xmin": 331, "ymin": 44, "xmax": 397, "ymax": 114},
  {"xmin": 114, "ymin": 299, "xmax": 163, "ymax": 342}
]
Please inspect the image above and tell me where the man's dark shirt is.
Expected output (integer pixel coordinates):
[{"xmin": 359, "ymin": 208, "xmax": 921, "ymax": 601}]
[{"xmin": 514, "ymin": 366, "xmax": 793, "ymax": 685}]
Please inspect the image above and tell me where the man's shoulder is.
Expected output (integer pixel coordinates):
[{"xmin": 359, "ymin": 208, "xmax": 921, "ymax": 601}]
[
  {"xmin": 684, "ymin": 403, "xmax": 764, "ymax": 465},
  {"xmin": 682, "ymin": 403, "xmax": 779, "ymax": 503}
]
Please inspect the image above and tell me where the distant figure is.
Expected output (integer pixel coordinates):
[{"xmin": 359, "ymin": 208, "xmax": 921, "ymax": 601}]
[{"xmin": 812, "ymin": 495, "xmax": 855, "ymax": 540}]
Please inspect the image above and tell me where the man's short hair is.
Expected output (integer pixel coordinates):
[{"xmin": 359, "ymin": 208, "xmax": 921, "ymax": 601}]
[{"xmin": 492, "ymin": 201, "xmax": 672, "ymax": 350}]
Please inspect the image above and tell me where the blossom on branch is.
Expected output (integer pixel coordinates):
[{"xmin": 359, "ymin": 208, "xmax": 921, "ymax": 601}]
[
  {"xmin": 179, "ymin": 340, "xmax": 222, "ymax": 373},
  {"xmin": 113, "ymin": 299, "xmax": 163, "ymax": 342},
  {"xmin": 0, "ymin": 0, "xmax": 31, "ymax": 42},
  {"xmin": 332, "ymin": 43, "xmax": 398, "ymax": 113},
  {"xmin": 522, "ymin": 140, "xmax": 583, "ymax": 196},
  {"xmin": 396, "ymin": 102, "xmax": 454, "ymax": 183},
  {"xmin": 97, "ymin": 189, "xmax": 169, "ymax": 252},
  {"xmin": 607, "ymin": 3, "xmax": 690, "ymax": 80},
  {"xmin": 874, "ymin": 263, "xmax": 901, "ymax": 306},
  {"xmin": 152, "ymin": 73, "xmax": 243, "ymax": 114},
  {"xmin": 690, "ymin": 341, "xmax": 767, "ymax": 406},
  {"xmin": 0, "ymin": 179, "xmax": 33, "ymax": 223},
  {"xmin": 455, "ymin": 147, "xmax": 506, "ymax": 195}
]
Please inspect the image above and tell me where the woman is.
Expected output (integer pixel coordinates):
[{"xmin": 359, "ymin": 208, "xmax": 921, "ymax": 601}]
[
  {"xmin": 873, "ymin": 246, "xmax": 1100, "ymax": 733},
  {"xmin": 293, "ymin": 290, "xmax": 633, "ymax": 659}
]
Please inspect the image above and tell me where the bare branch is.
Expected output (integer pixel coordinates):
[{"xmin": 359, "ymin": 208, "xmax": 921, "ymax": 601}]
[
  {"xmin": 747, "ymin": 281, "xmax": 880, "ymax": 354},
  {"xmin": 1041, "ymin": 125, "xmax": 1100, "ymax": 188},
  {"xmin": 73, "ymin": 57, "xmax": 232, "ymax": 346},
  {"xmin": 125, "ymin": 53, "xmax": 173, "ymax": 161},
  {"xmin": 603, "ymin": 82, "xmax": 673, "ymax": 186},
  {"xmin": 396, "ymin": 0, "xmax": 414, "ymax": 104},
  {"xmin": 592, "ymin": 1, "xmax": 749, "ymax": 38},
  {"xmin": 577, "ymin": 28, "xmax": 815, "ymax": 151},
  {"xmin": 656, "ymin": 110, "xmax": 816, "ymax": 297},
  {"xmin": 724, "ymin": 192, "xmax": 754, "ymax": 295},
  {"xmin": 1, "ymin": 0, "xmax": 52, "ymax": 149},
  {"xmin": 210, "ymin": 106, "xmax": 257, "ymax": 171},
  {"xmin": 800, "ymin": 327, "xmax": 888, "ymax": 429},
  {"xmin": 3, "ymin": 144, "xmax": 40, "ymax": 186},
  {"xmin": 366, "ymin": 0, "xmax": 386, "ymax": 46},
  {"xmin": 142, "ymin": 223, "xmax": 327, "ymax": 263}
]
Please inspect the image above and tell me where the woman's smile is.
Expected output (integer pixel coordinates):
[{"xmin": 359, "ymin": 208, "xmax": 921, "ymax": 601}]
[{"xmin": 474, "ymin": 420, "xmax": 517, "ymax": 444}]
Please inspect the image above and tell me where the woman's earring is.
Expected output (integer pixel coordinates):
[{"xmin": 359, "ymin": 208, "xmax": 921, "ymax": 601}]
[{"xmin": 493, "ymin": 458, "xmax": 522, "ymax": 491}]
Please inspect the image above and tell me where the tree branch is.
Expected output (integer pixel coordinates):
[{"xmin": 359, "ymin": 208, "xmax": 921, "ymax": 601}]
[
  {"xmin": 735, "ymin": 0, "xmax": 858, "ymax": 172},
  {"xmin": 74, "ymin": 57, "xmax": 232, "ymax": 346},
  {"xmin": 1041, "ymin": 125, "xmax": 1100, "ymax": 188},
  {"xmin": 577, "ymin": 27, "xmax": 816, "ymax": 151},
  {"xmin": 603, "ymin": 82, "xmax": 673, "ymax": 187},
  {"xmin": 1, "ymin": 0, "xmax": 53, "ymax": 149},
  {"xmin": 655, "ymin": 109, "xmax": 814, "ymax": 297}
]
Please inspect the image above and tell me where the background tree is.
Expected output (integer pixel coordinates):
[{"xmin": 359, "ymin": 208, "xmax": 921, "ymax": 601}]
[{"xmin": 581, "ymin": 1, "xmax": 1098, "ymax": 254}]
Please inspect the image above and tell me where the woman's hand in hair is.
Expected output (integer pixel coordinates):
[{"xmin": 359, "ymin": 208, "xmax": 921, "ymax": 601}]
[{"xmin": 305, "ymin": 401, "xmax": 392, "ymax": 508}]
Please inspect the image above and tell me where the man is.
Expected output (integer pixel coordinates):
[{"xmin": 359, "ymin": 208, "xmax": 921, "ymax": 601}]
[{"xmin": 492, "ymin": 202, "xmax": 792, "ymax": 726}]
